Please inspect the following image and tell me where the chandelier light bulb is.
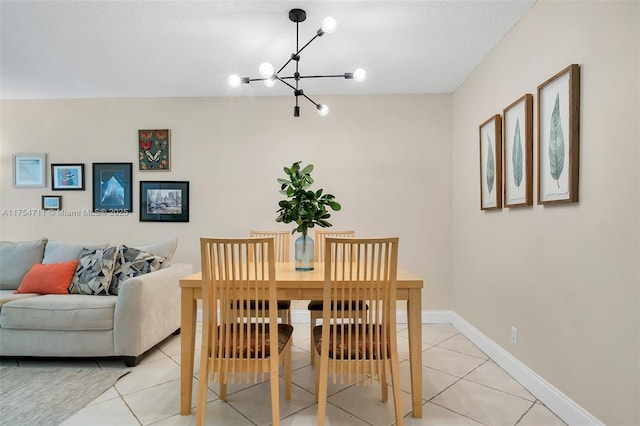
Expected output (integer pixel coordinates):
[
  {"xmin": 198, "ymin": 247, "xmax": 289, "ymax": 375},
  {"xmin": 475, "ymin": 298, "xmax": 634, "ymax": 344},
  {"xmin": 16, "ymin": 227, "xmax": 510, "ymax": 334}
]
[
  {"xmin": 228, "ymin": 74, "xmax": 241, "ymax": 88},
  {"xmin": 353, "ymin": 68, "xmax": 366, "ymax": 82},
  {"xmin": 264, "ymin": 77, "xmax": 276, "ymax": 87},
  {"xmin": 317, "ymin": 104, "xmax": 329, "ymax": 116},
  {"xmin": 258, "ymin": 62, "xmax": 274, "ymax": 78},
  {"xmin": 321, "ymin": 17, "xmax": 337, "ymax": 34}
]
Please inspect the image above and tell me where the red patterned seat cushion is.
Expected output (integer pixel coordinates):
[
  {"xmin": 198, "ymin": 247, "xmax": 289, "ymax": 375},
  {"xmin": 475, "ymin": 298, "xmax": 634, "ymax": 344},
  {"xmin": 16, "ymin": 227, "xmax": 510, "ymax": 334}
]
[
  {"xmin": 215, "ymin": 323, "xmax": 293, "ymax": 358},
  {"xmin": 313, "ymin": 324, "xmax": 390, "ymax": 360}
]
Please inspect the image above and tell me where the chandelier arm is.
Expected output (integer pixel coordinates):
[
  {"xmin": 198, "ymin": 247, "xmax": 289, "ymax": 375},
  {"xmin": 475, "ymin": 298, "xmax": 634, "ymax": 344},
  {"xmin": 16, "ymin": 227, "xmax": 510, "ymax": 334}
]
[
  {"xmin": 298, "ymin": 74, "xmax": 349, "ymax": 79},
  {"xmin": 294, "ymin": 34, "xmax": 320, "ymax": 58},
  {"xmin": 301, "ymin": 93, "xmax": 320, "ymax": 108},
  {"xmin": 275, "ymin": 76, "xmax": 298, "ymax": 92}
]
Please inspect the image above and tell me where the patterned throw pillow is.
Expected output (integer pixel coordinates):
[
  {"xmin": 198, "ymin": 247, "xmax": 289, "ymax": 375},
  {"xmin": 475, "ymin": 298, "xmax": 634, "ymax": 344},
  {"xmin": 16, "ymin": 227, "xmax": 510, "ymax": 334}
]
[
  {"xmin": 109, "ymin": 245, "xmax": 166, "ymax": 295},
  {"xmin": 69, "ymin": 246, "xmax": 119, "ymax": 295}
]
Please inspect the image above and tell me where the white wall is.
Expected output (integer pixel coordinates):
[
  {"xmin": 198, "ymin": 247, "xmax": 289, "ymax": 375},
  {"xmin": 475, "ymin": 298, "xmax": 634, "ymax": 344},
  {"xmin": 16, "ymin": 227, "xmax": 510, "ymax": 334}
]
[
  {"xmin": 451, "ymin": 1, "xmax": 639, "ymax": 424},
  {"xmin": 0, "ymin": 94, "xmax": 452, "ymax": 310}
]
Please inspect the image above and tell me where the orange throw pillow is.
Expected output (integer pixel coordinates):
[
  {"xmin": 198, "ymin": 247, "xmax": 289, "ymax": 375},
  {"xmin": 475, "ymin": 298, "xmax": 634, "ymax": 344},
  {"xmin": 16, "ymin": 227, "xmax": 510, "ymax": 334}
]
[{"xmin": 14, "ymin": 260, "xmax": 79, "ymax": 294}]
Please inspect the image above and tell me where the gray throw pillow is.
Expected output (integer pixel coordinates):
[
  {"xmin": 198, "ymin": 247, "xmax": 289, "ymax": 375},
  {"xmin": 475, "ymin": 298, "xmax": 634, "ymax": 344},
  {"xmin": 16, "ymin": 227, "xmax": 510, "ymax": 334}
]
[
  {"xmin": 109, "ymin": 245, "xmax": 166, "ymax": 295},
  {"xmin": 69, "ymin": 246, "xmax": 118, "ymax": 295},
  {"xmin": 0, "ymin": 238, "xmax": 48, "ymax": 290}
]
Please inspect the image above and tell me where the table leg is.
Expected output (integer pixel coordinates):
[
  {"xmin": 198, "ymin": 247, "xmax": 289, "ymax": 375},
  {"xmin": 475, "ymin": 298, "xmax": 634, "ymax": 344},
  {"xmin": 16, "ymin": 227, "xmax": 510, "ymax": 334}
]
[
  {"xmin": 180, "ymin": 288, "xmax": 196, "ymax": 415},
  {"xmin": 408, "ymin": 288, "xmax": 422, "ymax": 418}
]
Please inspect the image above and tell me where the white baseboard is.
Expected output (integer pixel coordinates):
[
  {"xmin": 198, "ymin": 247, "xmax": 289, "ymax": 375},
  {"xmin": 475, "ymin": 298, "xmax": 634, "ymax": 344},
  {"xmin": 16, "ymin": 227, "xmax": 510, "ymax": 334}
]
[
  {"xmin": 448, "ymin": 311, "xmax": 603, "ymax": 426},
  {"xmin": 198, "ymin": 308, "xmax": 602, "ymax": 425}
]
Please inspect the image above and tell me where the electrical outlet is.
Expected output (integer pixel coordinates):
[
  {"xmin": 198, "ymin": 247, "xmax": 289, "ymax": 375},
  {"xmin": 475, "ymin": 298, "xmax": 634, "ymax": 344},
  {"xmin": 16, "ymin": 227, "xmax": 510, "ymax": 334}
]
[{"xmin": 511, "ymin": 327, "xmax": 518, "ymax": 345}]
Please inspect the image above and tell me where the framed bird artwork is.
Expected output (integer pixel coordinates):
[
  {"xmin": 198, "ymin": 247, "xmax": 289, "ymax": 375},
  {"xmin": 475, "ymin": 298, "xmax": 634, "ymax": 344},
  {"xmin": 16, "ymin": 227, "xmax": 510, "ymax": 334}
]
[{"xmin": 138, "ymin": 129, "xmax": 171, "ymax": 171}]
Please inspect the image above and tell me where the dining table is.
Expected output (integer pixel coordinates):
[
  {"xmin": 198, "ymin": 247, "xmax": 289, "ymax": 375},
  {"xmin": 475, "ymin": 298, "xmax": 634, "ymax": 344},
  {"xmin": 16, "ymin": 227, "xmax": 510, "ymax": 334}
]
[{"xmin": 178, "ymin": 262, "xmax": 424, "ymax": 418}]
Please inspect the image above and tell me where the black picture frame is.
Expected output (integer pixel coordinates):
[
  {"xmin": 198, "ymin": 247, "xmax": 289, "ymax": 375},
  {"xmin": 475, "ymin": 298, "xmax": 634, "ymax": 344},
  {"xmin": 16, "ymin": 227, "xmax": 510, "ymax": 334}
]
[
  {"xmin": 51, "ymin": 163, "xmax": 85, "ymax": 190},
  {"xmin": 92, "ymin": 163, "xmax": 133, "ymax": 213},
  {"xmin": 140, "ymin": 181, "xmax": 189, "ymax": 222},
  {"xmin": 42, "ymin": 195, "xmax": 62, "ymax": 210}
]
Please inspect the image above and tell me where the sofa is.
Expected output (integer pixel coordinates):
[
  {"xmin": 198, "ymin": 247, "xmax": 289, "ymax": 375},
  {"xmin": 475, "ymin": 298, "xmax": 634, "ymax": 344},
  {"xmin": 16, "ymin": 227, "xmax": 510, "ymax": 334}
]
[{"xmin": 0, "ymin": 238, "xmax": 193, "ymax": 366}]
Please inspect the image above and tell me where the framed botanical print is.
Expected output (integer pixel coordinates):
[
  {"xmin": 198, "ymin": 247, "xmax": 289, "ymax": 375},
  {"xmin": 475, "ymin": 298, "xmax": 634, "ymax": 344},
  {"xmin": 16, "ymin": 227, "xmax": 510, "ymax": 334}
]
[
  {"xmin": 139, "ymin": 181, "xmax": 189, "ymax": 222},
  {"xmin": 537, "ymin": 64, "xmax": 580, "ymax": 204},
  {"xmin": 13, "ymin": 153, "xmax": 46, "ymax": 188},
  {"xmin": 92, "ymin": 163, "xmax": 133, "ymax": 213},
  {"xmin": 479, "ymin": 114, "xmax": 502, "ymax": 210},
  {"xmin": 138, "ymin": 129, "xmax": 170, "ymax": 171},
  {"xmin": 503, "ymin": 94, "xmax": 533, "ymax": 207}
]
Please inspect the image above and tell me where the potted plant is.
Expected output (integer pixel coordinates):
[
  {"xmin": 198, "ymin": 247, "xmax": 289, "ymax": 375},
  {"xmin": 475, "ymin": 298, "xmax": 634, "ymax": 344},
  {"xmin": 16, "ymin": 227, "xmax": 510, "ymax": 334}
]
[{"xmin": 276, "ymin": 161, "xmax": 341, "ymax": 270}]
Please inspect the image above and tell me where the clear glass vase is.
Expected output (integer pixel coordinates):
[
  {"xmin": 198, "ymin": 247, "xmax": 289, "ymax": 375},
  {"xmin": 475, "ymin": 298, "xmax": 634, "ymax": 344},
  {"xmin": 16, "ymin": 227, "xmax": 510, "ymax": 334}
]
[{"xmin": 295, "ymin": 235, "xmax": 314, "ymax": 271}]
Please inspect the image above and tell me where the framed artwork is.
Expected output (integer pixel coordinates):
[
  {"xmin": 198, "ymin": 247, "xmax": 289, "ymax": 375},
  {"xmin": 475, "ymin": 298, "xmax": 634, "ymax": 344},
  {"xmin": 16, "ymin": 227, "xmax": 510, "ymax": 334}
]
[
  {"xmin": 537, "ymin": 64, "xmax": 580, "ymax": 204},
  {"xmin": 479, "ymin": 114, "xmax": 502, "ymax": 210},
  {"xmin": 51, "ymin": 163, "xmax": 85, "ymax": 190},
  {"xmin": 503, "ymin": 94, "xmax": 533, "ymax": 207},
  {"xmin": 92, "ymin": 163, "xmax": 133, "ymax": 213},
  {"xmin": 138, "ymin": 129, "xmax": 171, "ymax": 171},
  {"xmin": 13, "ymin": 153, "xmax": 46, "ymax": 188},
  {"xmin": 42, "ymin": 195, "xmax": 62, "ymax": 210},
  {"xmin": 140, "ymin": 181, "xmax": 189, "ymax": 222}
]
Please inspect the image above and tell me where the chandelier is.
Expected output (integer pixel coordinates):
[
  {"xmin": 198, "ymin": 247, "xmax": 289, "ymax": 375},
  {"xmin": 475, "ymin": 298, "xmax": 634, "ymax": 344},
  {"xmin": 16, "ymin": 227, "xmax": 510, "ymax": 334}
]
[{"xmin": 227, "ymin": 8, "xmax": 366, "ymax": 117}]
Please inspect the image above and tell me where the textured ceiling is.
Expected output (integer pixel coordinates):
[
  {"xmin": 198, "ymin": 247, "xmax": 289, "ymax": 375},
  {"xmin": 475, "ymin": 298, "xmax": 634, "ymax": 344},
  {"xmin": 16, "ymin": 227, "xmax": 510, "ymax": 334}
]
[{"xmin": 0, "ymin": 0, "xmax": 535, "ymax": 100}]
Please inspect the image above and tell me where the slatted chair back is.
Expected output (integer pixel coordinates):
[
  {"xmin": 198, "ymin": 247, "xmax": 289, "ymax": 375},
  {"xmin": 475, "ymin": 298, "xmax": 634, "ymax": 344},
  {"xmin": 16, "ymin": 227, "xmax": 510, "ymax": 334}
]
[
  {"xmin": 315, "ymin": 237, "xmax": 403, "ymax": 426},
  {"xmin": 314, "ymin": 229, "xmax": 355, "ymax": 262},
  {"xmin": 249, "ymin": 230, "xmax": 290, "ymax": 262},
  {"xmin": 197, "ymin": 237, "xmax": 293, "ymax": 426}
]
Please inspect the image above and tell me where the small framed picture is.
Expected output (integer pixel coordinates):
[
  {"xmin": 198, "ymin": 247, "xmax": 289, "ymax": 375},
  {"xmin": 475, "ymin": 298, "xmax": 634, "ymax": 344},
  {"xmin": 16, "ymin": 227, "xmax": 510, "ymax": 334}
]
[
  {"xmin": 92, "ymin": 163, "xmax": 133, "ymax": 213},
  {"xmin": 537, "ymin": 64, "xmax": 580, "ymax": 204},
  {"xmin": 13, "ymin": 153, "xmax": 46, "ymax": 188},
  {"xmin": 503, "ymin": 94, "xmax": 533, "ymax": 207},
  {"xmin": 140, "ymin": 181, "xmax": 189, "ymax": 222},
  {"xmin": 51, "ymin": 163, "xmax": 85, "ymax": 190},
  {"xmin": 42, "ymin": 195, "xmax": 62, "ymax": 210},
  {"xmin": 479, "ymin": 114, "xmax": 502, "ymax": 210},
  {"xmin": 138, "ymin": 129, "xmax": 171, "ymax": 171}
]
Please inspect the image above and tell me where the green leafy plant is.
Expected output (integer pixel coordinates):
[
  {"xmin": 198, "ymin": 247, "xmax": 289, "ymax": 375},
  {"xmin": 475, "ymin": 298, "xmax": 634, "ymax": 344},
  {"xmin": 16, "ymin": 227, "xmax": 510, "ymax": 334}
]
[
  {"xmin": 275, "ymin": 161, "xmax": 341, "ymax": 238},
  {"xmin": 486, "ymin": 136, "xmax": 495, "ymax": 194},
  {"xmin": 512, "ymin": 118, "xmax": 523, "ymax": 188}
]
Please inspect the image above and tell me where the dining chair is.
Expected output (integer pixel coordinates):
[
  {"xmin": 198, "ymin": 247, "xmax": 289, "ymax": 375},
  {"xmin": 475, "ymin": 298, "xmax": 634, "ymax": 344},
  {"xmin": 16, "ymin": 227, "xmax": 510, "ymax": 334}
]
[
  {"xmin": 248, "ymin": 230, "xmax": 291, "ymax": 324},
  {"xmin": 307, "ymin": 229, "xmax": 361, "ymax": 364},
  {"xmin": 197, "ymin": 237, "xmax": 293, "ymax": 426},
  {"xmin": 314, "ymin": 237, "xmax": 403, "ymax": 426}
]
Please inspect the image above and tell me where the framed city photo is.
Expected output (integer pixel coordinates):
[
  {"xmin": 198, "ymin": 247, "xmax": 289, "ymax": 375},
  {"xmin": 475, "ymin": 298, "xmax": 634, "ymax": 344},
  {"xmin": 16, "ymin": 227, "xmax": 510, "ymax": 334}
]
[
  {"xmin": 537, "ymin": 64, "xmax": 580, "ymax": 204},
  {"xmin": 13, "ymin": 153, "xmax": 46, "ymax": 187},
  {"xmin": 42, "ymin": 195, "xmax": 61, "ymax": 210},
  {"xmin": 479, "ymin": 114, "xmax": 502, "ymax": 210},
  {"xmin": 51, "ymin": 163, "xmax": 85, "ymax": 190},
  {"xmin": 138, "ymin": 129, "xmax": 171, "ymax": 171},
  {"xmin": 92, "ymin": 163, "xmax": 133, "ymax": 213},
  {"xmin": 503, "ymin": 94, "xmax": 533, "ymax": 207},
  {"xmin": 140, "ymin": 181, "xmax": 189, "ymax": 222}
]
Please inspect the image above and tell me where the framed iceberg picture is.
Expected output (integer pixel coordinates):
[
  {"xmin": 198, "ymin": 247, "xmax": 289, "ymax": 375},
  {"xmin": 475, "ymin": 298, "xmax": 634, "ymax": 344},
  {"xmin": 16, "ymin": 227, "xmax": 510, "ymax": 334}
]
[
  {"xmin": 479, "ymin": 114, "xmax": 502, "ymax": 210},
  {"xmin": 13, "ymin": 153, "xmax": 46, "ymax": 188},
  {"xmin": 503, "ymin": 94, "xmax": 533, "ymax": 207},
  {"xmin": 537, "ymin": 64, "xmax": 580, "ymax": 204},
  {"xmin": 92, "ymin": 163, "xmax": 133, "ymax": 213}
]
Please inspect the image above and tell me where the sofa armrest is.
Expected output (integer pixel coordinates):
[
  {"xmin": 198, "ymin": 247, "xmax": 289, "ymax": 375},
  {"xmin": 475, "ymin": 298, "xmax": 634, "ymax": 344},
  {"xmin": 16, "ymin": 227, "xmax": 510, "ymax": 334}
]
[{"xmin": 113, "ymin": 263, "xmax": 193, "ymax": 356}]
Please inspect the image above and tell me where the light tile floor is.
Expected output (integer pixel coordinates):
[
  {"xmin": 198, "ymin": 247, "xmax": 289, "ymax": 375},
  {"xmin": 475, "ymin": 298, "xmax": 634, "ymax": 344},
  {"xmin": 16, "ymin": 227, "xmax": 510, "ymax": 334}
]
[{"xmin": 2, "ymin": 323, "xmax": 567, "ymax": 426}]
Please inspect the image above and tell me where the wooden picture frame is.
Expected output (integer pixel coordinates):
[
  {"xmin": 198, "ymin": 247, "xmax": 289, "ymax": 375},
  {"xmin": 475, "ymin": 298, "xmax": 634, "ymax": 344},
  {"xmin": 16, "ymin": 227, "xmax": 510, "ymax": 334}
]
[
  {"xmin": 92, "ymin": 163, "xmax": 133, "ymax": 213},
  {"xmin": 51, "ymin": 163, "xmax": 85, "ymax": 190},
  {"xmin": 138, "ymin": 129, "xmax": 171, "ymax": 171},
  {"xmin": 42, "ymin": 195, "xmax": 62, "ymax": 210},
  {"xmin": 13, "ymin": 153, "xmax": 46, "ymax": 188},
  {"xmin": 479, "ymin": 114, "xmax": 502, "ymax": 210},
  {"xmin": 537, "ymin": 64, "xmax": 580, "ymax": 204},
  {"xmin": 140, "ymin": 181, "xmax": 189, "ymax": 222},
  {"xmin": 503, "ymin": 94, "xmax": 533, "ymax": 207}
]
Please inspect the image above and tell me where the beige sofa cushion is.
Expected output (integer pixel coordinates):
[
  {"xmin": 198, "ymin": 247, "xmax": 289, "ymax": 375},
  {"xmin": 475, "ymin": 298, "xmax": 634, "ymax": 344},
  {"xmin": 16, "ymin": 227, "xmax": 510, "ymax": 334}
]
[
  {"xmin": 42, "ymin": 241, "xmax": 108, "ymax": 264},
  {"xmin": 0, "ymin": 238, "xmax": 47, "ymax": 290},
  {"xmin": 0, "ymin": 290, "xmax": 40, "ymax": 307},
  {"xmin": 0, "ymin": 294, "xmax": 116, "ymax": 331}
]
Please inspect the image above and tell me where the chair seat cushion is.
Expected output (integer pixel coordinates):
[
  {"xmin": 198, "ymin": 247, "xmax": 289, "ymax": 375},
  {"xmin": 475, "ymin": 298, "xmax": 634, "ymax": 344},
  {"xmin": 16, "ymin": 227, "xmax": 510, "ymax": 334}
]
[
  {"xmin": 307, "ymin": 300, "xmax": 367, "ymax": 311},
  {"xmin": 216, "ymin": 323, "xmax": 293, "ymax": 358},
  {"xmin": 313, "ymin": 324, "xmax": 389, "ymax": 360},
  {"xmin": 237, "ymin": 300, "xmax": 291, "ymax": 310}
]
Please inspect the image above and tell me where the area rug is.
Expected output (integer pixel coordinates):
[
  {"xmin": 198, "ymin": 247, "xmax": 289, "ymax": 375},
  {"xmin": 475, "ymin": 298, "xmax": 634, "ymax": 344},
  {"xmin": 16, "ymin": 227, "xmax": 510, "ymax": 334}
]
[{"xmin": 0, "ymin": 366, "xmax": 129, "ymax": 426}]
